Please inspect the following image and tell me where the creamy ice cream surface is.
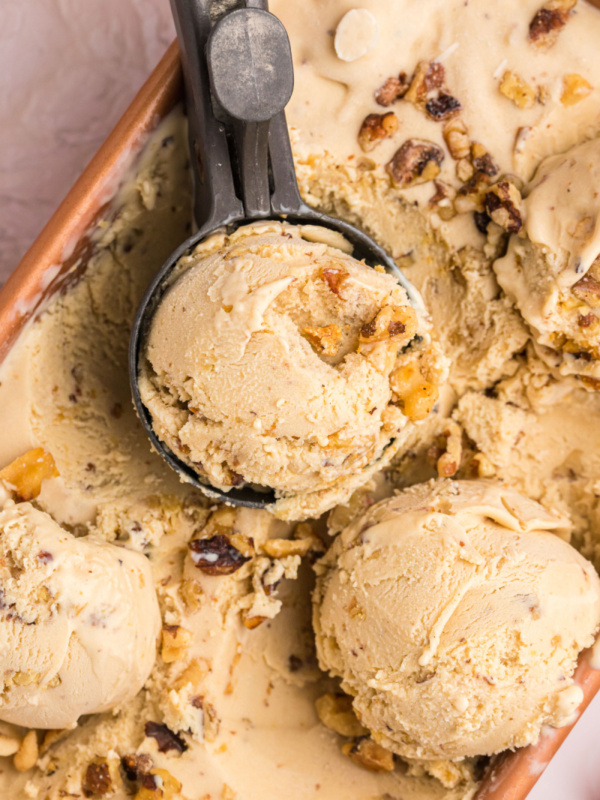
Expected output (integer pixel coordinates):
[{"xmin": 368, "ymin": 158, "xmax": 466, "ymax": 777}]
[
  {"xmin": 140, "ymin": 221, "xmax": 444, "ymax": 519},
  {"xmin": 495, "ymin": 137, "xmax": 600, "ymax": 381},
  {"xmin": 0, "ymin": 500, "xmax": 160, "ymax": 729},
  {"xmin": 3, "ymin": 0, "xmax": 600, "ymax": 797},
  {"xmin": 314, "ymin": 480, "xmax": 600, "ymax": 760}
]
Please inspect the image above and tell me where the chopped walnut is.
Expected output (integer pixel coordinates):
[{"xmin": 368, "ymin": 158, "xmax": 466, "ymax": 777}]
[
  {"xmin": 358, "ymin": 112, "xmax": 399, "ymax": 152},
  {"xmin": 484, "ymin": 181, "xmax": 523, "ymax": 234},
  {"xmin": 121, "ymin": 753, "xmax": 153, "ymax": 783},
  {"xmin": 375, "ymin": 73, "xmax": 410, "ymax": 106},
  {"xmin": 561, "ymin": 73, "xmax": 593, "ymax": 106},
  {"xmin": 189, "ymin": 534, "xmax": 250, "ymax": 575},
  {"xmin": 145, "ymin": 721, "xmax": 187, "ymax": 754},
  {"xmin": 529, "ymin": 0, "xmax": 578, "ymax": 49},
  {"xmin": 499, "ymin": 71, "xmax": 536, "ymax": 109},
  {"xmin": 425, "ymin": 92, "xmax": 461, "ymax": 121},
  {"xmin": 472, "ymin": 452, "xmax": 496, "ymax": 478},
  {"xmin": 387, "ymin": 139, "xmax": 444, "ymax": 188},
  {"xmin": 429, "ymin": 181, "xmax": 456, "ymax": 219},
  {"xmin": 443, "ymin": 117, "xmax": 470, "ymax": 160},
  {"xmin": 315, "ymin": 693, "xmax": 369, "ymax": 738},
  {"xmin": 302, "ymin": 325, "xmax": 343, "ymax": 357},
  {"xmin": 573, "ymin": 273, "xmax": 600, "ymax": 307},
  {"xmin": 470, "ymin": 143, "xmax": 498, "ymax": 177},
  {"xmin": 82, "ymin": 761, "xmax": 113, "ymax": 797},
  {"xmin": 390, "ymin": 362, "xmax": 439, "ymax": 422},
  {"xmin": 134, "ymin": 768, "xmax": 182, "ymax": 800},
  {"xmin": 13, "ymin": 730, "xmax": 38, "ymax": 772},
  {"xmin": 578, "ymin": 312, "xmax": 599, "ymax": 330},
  {"xmin": 342, "ymin": 737, "xmax": 395, "ymax": 773},
  {"xmin": 359, "ymin": 305, "xmax": 417, "ymax": 346},
  {"xmin": 436, "ymin": 421, "xmax": 463, "ymax": 478},
  {"xmin": 320, "ymin": 266, "xmax": 349, "ymax": 295},
  {"xmin": 405, "ymin": 61, "xmax": 445, "ymax": 105},
  {"xmin": 0, "ymin": 448, "xmax": 59, "ymax": 501},
  {"xmin": 262, "ymin": 538, "xmax": 313, "ymax": 558},
  {"xmin": 242, "ymin": 613, "xmax": 267, "ymax": 630},
  {"xmin": 454, "ymin": 171, "xmax": 492, "ymax": 214},
  {"xmin": 161, "ymin": 625, "xmax": 193, "ymax": 663}
]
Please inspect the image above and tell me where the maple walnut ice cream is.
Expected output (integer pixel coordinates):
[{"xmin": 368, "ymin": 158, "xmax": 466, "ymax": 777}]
[
  {"xmin": 139, "ymin": 221, "xmax": 443, "ymax": 520},
  {"xmin": 3, "ymin": 0, "xmax": 600, "ymax": 798}
]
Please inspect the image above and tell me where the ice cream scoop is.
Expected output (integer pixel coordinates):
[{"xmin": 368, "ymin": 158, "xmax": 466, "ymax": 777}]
[
  {"xmin": 129, "ymin": 0, "xmax": 422, "ymax": 511},
  {"xmin": 313, "ymin": 479, "xmax": 600, "ymax": 760},
  {"xmin": 0, "ymin": 500, "xmax": 160, "ymax": 729}
]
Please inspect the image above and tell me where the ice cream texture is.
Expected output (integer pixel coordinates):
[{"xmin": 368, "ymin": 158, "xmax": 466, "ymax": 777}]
[
  {"xmin": 0, "ymin": 500, "xmax": 160, "ymax": 729},
  {"xmin": 314, "ymin": 480, "xmax": 600, "ymax": 760},
  {"xmin": 140, "ymin": 221, "xmax": 443, "ymax": 520},
  {"xmin": 3, "ymin": 0, "xmax": 600, "ymax": 796}
]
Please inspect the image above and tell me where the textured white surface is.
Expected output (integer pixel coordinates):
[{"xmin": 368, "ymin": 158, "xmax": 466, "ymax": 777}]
[
  {"xmin": 0, "ymin": 1, "xmax": 598, "ymax": 797},
  {"xmin": 0, "ymin": 0, "xmax": 174, "ymax": 283}
]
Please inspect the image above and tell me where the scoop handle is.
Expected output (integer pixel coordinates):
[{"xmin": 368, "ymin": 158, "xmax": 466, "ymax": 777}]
[
  {"xmin": 169, "ymin": 0, "xmax": 244, "ymax": 230},
  {"xmin": 207, "ymin": 3, "xmax": 308, "ymax": 218}
]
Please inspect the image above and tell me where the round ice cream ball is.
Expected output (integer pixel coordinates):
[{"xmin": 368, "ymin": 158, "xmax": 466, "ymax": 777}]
[
  {"xmin": 313, "ymin": 479, "xmax": 600, "ymax": 760},
  {"xmin": 139, "ymin": 221, "xmax": 444, "ymax": 520},
  {"xmin": 0, "ymin": 501, "xmax": 160, "ymax": 728},
  {"xmin": 494, "ymin": 137, "xmax": 600, "ymax": 382}
]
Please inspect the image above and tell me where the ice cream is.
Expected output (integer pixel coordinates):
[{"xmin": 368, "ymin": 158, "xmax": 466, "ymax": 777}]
[
  {"xmin": 313, "ymin": 479, "xmax": 600, "ymax": 760},
  {"xmin": 494, "ymin": 137, "xmax": 600, "ymax": 382},
  {"xmin": 139, "ymin": 220, "xmax": 444, "ymax": 519},
  {"xmin": 0, "ymin": 500, "xmax": 160, "ymax": 729}
]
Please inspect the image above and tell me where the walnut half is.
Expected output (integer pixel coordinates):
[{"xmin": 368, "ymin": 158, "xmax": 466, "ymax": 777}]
[{"xmin": 387, "ymin": 139, "xmax": 444, "ymax": 189}]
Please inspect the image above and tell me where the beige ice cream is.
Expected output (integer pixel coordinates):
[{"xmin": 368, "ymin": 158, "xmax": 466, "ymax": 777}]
[
  {"xmin": 0, "ymin": 500, "xmax": 160, "ymax": 729},
  {"xmin": 314, "ymin": 479, "xmax": 600, "ymax": 760},
  {"xmin": 139, "ymin": 220, "xmax": 444, "ymax": 520},
  {"xmin": 495, "ymin": 137, "xmax": 600, "ymax": 381}
]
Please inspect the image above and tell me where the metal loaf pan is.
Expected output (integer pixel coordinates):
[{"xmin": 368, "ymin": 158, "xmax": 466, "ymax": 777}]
[{"xmin": 0, "ymin": 30, "xmax": 598, "ymax": 800}]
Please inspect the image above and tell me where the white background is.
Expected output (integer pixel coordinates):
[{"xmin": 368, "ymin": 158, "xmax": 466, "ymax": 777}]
[{"xmin": 0, "ymin": 3, "xmax": 598, "ymax": 797}]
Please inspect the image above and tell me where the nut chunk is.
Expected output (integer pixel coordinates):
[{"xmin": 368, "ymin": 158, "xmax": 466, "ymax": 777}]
[
  {"xmin": 82, "ymin": 761, "xmax": 113, "ymax": 797},
  {"xmin": 561, "ymin": 74, "xmax": 593, "ymax": 106},
  {"xmin": 189, "ymin": 534, "xmax": 250, "ymax": 575},
  {"xmin": 315, "ymin": 693, "xmax": 368, "ymax": 737},
  {"xmin": 499, "ymin": 71, "xmax": 536, "ymax": 109},
  {"xmin": 303, "ymin": 324, "xmax": 343, "ymax": 357},
  {"xmin": 375, "ymin": 73, "xmax": 409, "ymax": 106},
  {"xmin": 342, "ymin": 737, "xmax": 395, "ymax": 773},
  {"xmin": 358, "ymin": 112, "xmax": 398, "ymax": 152},
  {"xmin": 0, "ymin": 448, "xmax": 59, "ymax": 501},
  {"xmin": 387, "ymin": 139, "xmax": 444, "ymax": 189},
  {"xmin": 425, "ymin": 92, "xmax": 461, "ymax": 121},
  {"xmin": 484, "ymin": 181, "xmax": 523, "ymax": 234},
  {"xmin": 529, "ymin": 0, "xmax": 578, "ymax": 49},
  {"xmin": 359, "ymin": 305, "xmax": 417, "ymax": 345}
]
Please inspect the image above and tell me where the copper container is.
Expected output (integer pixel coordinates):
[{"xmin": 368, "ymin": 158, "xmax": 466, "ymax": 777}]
[{"xmin": 0, "ymin": 29, "xmax": 599, "ymax": 800}]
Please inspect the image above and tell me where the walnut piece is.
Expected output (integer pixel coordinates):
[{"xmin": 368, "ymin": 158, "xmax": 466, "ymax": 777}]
[
  {"xmin": 484, "ymin": 181, "xmax": 523, "ymax": 233},
  {"xmin": 134, "ymin": 768, "xmax": 182, "ymax": 800},
  {"xmin": 121, "ymin": 753, "xmax": 153, "ymax": 783},
  {"xmin": 320, "ymin": 266, "xmax": 348, "ymax": 295},
  {"xmin": 342, "ymin": 737, "xmax": 395, "ymax": 773},
  {"xmin": 144, "ymin": 721, "xmax": 187, "ymax": 754},
  {"xmin": 302, "ymin": 325, "xmax": 343, "ymax": 357},
  {"xmin": 443, "ymin": 117, "xmax": 470, "ymax": 160},
  {"xmin": 529, "ymin": 0, "xmax": 578, "ymax": 49},
  {"xmin": 358, "ymin": 112, "xmax": 398, "ymax": 152},
  {"xmin": 573, "ymin": 273, "xmax": 600, "ymax": 307},
  {"xmin": 436, "ymin": 421, "xmax": 463, "ymax": 478},
  {"xmin": 262, "ymin": 538, "xmax": 313, "ymax": 558},
  {"xmin": 375, "ymin": 73, "xmax": 410, "ymax": 106},
  {"xmin": 0, "ymin": 448, "xmax": 59, "ymax": 501},
  {"xmin": 470, "ymin": 143, "xmax": 498, "ymax": 177},
  {"xmin": 429, "ymin": 181, "xmax": 456, "ymax": 219},
  {"xmin": 561, "ymin": 74, "xmax": 593, "ymax": 106},
  {"xmin": 161, "ymin": 625, "xmax": 193, "ymax": 663},
  {"xmin": 499, "ymin": 71, "xmax": 536, "ymax": 109},
  {"xmin": 13, "ymin": 730, "xmax": 38, "ymax": 772},
  {"xmin": 454, "ymin": 171, "xmax": 492, "ymax": 214},
  {"xmin": 189, "ymin": 534, "xmax": 250, "ymax": 575},
  {"xmin": 315, "ymin": 693, "xmax": 369, "ymax": 738},
  {"xmin": 405, "ymin": 61, "xmax": 445, "ymax": 106},
  {"xmin": 387, "ymin": 138, "xmax": 444, "ymax": 188},
  {"xmin": 242, "ymin": 613, "xmax": 267, "ymax": 630},
  {"xmin": 390, "ymin": 362, "xmax": 439, "ymax": 422},
  {"xmin": 425, "ymin": 92, "xmax": 461, "ymax": 121},
  {"xmin": 359, "ymin": 305, "xmax": 417, "ymax": 345},
  {"xmin": 82, "ymin": 761, "xmax": 113, "ymax": 797}
]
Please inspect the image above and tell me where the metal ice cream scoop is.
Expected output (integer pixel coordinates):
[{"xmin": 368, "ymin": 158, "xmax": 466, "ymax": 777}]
[{"xmin": 129, "ymin": 0, "xmax": 421, "ymax": 509}]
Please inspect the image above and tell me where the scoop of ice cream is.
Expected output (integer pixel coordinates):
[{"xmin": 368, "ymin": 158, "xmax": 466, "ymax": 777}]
[
  {"xmin": 313, "ymin": 479, "xmax": 600, "ymax": 760},
  {"xmin": 0, "ymin": 501, "xmax": 160, "ymax": 728},
  {"xmin": 494, "ymin": 137, "xmax": 600, "ymax": 381},
  {"xmin": 139, "ymin": 221, "xmax": 444, "ymax": 520}
]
